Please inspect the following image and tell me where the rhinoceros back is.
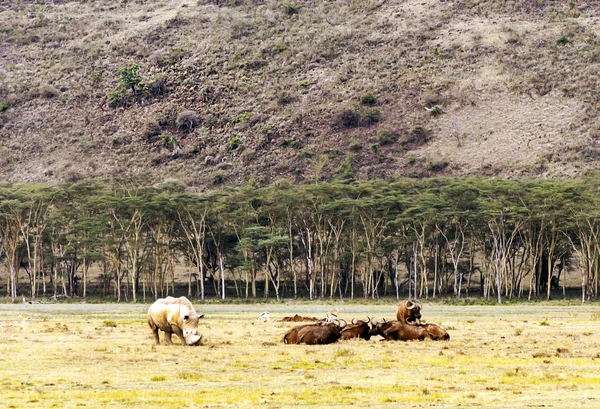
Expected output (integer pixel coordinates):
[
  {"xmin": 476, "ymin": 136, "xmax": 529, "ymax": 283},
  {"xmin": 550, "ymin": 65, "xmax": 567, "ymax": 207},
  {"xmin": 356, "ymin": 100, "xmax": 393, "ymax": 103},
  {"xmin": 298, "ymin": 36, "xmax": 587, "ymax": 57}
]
[{"xmin": 148, "ymin": 296, "xmax": 196, "ymax": 331}]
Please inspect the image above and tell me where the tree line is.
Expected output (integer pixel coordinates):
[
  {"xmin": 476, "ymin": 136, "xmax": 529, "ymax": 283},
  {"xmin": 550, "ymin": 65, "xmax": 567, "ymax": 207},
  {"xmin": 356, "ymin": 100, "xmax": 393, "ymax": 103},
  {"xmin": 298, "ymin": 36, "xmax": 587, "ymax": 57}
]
[{"xmin": 0, "ymin": 176, "xmax": 599, "ymax": 303}]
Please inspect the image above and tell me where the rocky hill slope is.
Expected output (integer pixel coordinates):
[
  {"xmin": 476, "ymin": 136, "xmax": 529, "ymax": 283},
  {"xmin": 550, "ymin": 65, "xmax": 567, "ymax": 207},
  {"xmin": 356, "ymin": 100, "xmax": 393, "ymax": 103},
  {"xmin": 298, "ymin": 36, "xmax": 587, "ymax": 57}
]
[{"xmin": 1, "ymin": 0, "xmax": 599, "ymax": 190}]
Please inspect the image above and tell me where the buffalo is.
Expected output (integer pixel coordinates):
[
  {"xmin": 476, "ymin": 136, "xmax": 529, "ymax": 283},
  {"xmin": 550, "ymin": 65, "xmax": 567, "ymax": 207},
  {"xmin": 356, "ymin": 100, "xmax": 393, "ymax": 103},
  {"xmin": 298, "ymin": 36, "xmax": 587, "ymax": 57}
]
[
  {"xmin": 396, "ymin": 300, "xmax": 422, "ymax": 325},
  {"xmin": 340, "ymin": 317, "xmax": 373, "ymax": 341},
  {"xmin": 374, "ymin": 319, "xmax": 431, "ymax": 341},
  {"xmin": 147, "ymin": 296, "xmax": 204, "ymax": 346},
  {"xmin": 422, "ymin": 322, "xmax": 450, "ymax": 341},
  {"xmin": 284, "ymin": 319, "xmax": 346, "ymax": 345}
]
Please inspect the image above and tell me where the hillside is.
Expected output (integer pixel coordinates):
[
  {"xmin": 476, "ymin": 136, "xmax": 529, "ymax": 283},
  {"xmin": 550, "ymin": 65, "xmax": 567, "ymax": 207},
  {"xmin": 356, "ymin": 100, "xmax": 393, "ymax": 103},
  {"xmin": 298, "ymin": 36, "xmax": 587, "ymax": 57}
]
[{"xmin": 1, "ymin": 0, "xmax": 599, "ymax": 190}]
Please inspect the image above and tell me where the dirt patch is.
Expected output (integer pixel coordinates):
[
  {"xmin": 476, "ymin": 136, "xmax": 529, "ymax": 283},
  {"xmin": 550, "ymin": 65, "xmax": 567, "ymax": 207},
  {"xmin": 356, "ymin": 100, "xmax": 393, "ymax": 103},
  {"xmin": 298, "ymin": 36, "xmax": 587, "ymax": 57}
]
[{"xmin": 415, "ymin": 91, "xmax": 585, "ymax": 177}]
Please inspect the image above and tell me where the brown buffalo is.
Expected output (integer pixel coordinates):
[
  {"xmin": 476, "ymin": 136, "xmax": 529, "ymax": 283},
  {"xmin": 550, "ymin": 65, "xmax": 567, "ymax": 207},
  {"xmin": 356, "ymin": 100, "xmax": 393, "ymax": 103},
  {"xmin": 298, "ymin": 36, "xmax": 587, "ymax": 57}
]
[
  {"xmin": 341, "ymin": 317, "xmax": 373, "ymax": 340},
  {"xmin": 284, "ymin": 319, "xmax": 345, "ymax": 345},
  {"xmin": 375, "ymin": 320, "xmax": 431, "ymax": 341},
  {"xmin": 147, "ymin": 296, "xmax": 204, "ymax": 346},
  {"xmin": 422, "ymin": 323, "xmax": 450, "ymax": 341},
  {"xmin": 283, "ymin": 322, "xmax": 324, "ymax": 344},
  {"xmin": 396, "ymin": 300, "xmax": 422, "ymax": 325},
  {"xmin": 297, "ymin": 322, "xmax": 344, "ymax": 345}
]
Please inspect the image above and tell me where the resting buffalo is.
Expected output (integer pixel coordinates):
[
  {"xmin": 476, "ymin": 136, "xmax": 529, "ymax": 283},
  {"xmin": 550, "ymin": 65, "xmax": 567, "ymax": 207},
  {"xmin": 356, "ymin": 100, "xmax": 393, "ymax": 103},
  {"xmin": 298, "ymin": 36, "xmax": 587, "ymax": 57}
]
[
  {"xmin": 147, "ymin": 296, "xmax": 203, "ymax": 346},
  {"xmin": 422, "ymin": 323, "xmax": 450, "ymax": 341},
  {"xmin": 284, "ymin": 320, "xmax": 346, "ymax": 345},
  {"xmin": 340, "ymin": 317, "xmax": 373, "ymax": 340},
  {"xmin": 283, "ymin": 322, "xmax": 323, "ymax": 344},
  {"xmin": 375, "ymin": 320, "xmax": 431, "ymax": 341},
  {"xmin": 396, "ymin": 300, "xmax": 422, "ymax": 325},
  {"xmin": 298, "ymin": 322, "xmax": 344, "ymax": 345}
]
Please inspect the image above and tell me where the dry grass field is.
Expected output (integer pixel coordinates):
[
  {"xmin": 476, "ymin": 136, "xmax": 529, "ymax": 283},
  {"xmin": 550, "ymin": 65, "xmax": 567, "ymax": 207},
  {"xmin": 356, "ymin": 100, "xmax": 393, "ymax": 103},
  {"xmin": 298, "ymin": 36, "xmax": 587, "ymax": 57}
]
[{"xmin": 0, "ymin": 301, "xmax": 599, "ymax": 408}]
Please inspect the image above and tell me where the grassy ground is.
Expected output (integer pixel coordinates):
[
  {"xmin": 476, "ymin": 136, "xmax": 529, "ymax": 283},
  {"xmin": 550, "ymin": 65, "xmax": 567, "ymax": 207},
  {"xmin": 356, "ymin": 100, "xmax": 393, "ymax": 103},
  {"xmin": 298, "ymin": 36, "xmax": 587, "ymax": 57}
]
[{"xmin": 0, "ymin": 301, "xmax": 599, "ymax": 408}]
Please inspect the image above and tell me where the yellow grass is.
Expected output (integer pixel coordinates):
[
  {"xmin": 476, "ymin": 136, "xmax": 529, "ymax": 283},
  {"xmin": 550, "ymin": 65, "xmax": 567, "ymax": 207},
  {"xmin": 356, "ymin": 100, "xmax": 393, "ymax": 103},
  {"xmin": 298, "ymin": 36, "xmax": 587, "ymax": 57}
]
[{"xmin": 0, "ymin": 302, "xmax": 599, "ymax": 408}]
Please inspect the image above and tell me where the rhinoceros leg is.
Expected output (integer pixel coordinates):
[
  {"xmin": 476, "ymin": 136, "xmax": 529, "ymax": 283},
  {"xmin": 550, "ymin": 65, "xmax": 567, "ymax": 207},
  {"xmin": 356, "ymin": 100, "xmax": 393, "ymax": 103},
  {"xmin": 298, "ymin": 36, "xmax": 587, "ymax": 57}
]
[
  {"xmin": 170, "ymin": 325, "xmax": 185, "ymax": 345},
  {"xmin": 151, "ymin": 327, "xmax": 160, "ymax": 345},
  {"xmin": 164, "ymin": 332, "xmax": 174, "ymax": 345}
]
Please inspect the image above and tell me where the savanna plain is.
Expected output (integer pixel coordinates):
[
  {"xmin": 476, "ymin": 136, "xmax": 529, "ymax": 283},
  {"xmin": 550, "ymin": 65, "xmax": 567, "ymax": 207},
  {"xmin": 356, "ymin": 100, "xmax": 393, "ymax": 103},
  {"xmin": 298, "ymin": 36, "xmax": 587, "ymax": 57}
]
[{"xmin": 0, "ymin": 301, "xmax": 599, "ymax": 408}]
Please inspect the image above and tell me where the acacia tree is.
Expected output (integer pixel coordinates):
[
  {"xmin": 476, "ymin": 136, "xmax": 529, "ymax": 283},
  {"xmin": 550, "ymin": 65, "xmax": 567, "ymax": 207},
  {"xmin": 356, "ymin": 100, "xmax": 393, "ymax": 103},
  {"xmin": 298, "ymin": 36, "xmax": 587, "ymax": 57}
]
[
  {"xmin": 0, "ymin": 191, "xmax": 25, "ymax": 302},
  {"xmin": 176, "ymin": 194, "xmax": 210, "ymax": 299}
]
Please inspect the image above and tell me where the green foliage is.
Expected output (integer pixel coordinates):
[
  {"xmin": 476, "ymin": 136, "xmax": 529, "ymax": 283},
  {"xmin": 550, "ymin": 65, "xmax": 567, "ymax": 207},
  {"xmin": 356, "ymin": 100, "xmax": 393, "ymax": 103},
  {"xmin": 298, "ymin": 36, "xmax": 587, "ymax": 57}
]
[
  {"xmin": 1, "ymin": 175, "xmax": 599, "ymax": 301},
  {"xmin": 556, "ymin": 36, "xmax": 569, "ymax": 46},
  {"xmin": 107, "ymin": 88, "xmax": 129, "ymax": 108},
  {"xmin": 227, "ymin": 137, "xmax": 242, "ymax": 150},
  {"xmin": 360, "ymin": 93, "xmax": 377, "ymax": 105},
  {"xmin": 298, "ymin": 80, "xmax": 312, "ymax": 88},
  {"xmin": 429, "ymin": 105, "xmax": 443, "ymax": 116},
  {"xmin": 234, "ymin": 112, "xmax": 251, "ymax": 123},
  {"xmin": 161, "ymin": 134, "xmax": 177, "ymax": 149},
  {"xmin": 337, "ymin": 154, "xmax": 356, "ymax": 180},
  {"xmin": 118, "ymin": 64, "xmax": 143, "ymax": 93},
  {"xmin": 274, "ymin": 43, "xmax": 287, "ymax": 53},
  {"xmin": 0, "ymin": 101, "xmax": 8, "ymax": 112}
]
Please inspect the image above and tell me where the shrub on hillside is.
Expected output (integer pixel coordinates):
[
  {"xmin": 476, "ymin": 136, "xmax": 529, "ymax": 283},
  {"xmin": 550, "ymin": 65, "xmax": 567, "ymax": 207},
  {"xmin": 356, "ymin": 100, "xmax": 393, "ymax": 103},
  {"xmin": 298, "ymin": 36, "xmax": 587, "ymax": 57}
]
[
  {"xmin": 337, "ymin": 109, "xmax": 361, "ymax": 128},
  {"xmin": 377, "ymin": 129, "xmax": 397, "ymax": 145},
  {"xmin": 361, "ymin": 93, "xmax": 377, "ymax": 105},
  {"xmin": 108, "ymin": 88, "xmax": 129, "ymax": 108}
]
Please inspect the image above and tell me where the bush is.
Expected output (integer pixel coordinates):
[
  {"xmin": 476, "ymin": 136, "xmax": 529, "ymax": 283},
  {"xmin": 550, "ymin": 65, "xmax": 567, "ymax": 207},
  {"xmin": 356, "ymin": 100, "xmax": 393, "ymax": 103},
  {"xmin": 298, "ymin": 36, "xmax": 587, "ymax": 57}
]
[
  {"xmin": 377, "ymin": 129, "xmax": 396, "ymax": 145},
  {"xmin": 107, "ymin": 88, "xmax": 129, "ymax": 108},
  {"xmin": 400, "ymin": 126, "xmax": 432, "ymax": 146},
  {"xmin": 161, "ymin": 134, "xmax": 177, "ymax": 149},
  {"xmin": 227, "ymin": 137, "xmax": 242, "ymax": 150},
  {"xmin": 338, "ymin": 109, "xmax": 361, "ymax": 128},
  {"xmin": 361, "ymin": 108, "xmax": 381, "ymax": 125},
  {"xmin": 361, "ymin": 93, "xmax": 377, "ymax": 105},
  {"xmin": 429, "ymin": 105, "xmax": 443, "ymax": 116},
  {"xmin": 118, "ymin": 64, "xmax": 143, "ymax": 93},
  {"xmin": 233, "ymin": 112, "xmax": 251, "ymax": 123}
]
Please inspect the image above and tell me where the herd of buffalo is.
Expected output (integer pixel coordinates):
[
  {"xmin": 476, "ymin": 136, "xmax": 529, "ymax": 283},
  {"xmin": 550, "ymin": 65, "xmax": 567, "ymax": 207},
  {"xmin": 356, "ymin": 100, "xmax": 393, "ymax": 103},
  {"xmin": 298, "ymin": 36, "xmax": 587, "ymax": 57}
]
[{"xmin": 147, "ymin": 296, "xmax": 449, "ymax": 346}]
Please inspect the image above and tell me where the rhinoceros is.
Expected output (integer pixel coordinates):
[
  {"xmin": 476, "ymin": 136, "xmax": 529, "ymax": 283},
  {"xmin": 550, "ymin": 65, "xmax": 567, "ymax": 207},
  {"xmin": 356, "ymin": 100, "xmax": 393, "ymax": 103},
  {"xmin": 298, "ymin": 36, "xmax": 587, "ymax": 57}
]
[{"xmin": 147, "ymin": 296, "xmax": 203, "ymax": 346}]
